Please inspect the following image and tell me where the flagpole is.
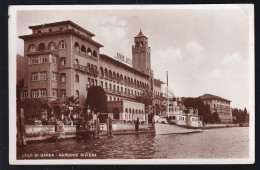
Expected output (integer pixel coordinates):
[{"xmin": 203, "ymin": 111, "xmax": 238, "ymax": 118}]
[{"xmin": 167, "ymin": 71, "xmax": 169, "ymax": 118}]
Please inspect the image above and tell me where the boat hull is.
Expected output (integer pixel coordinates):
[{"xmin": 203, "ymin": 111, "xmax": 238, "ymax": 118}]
[{"xmin": 154, "ymin": 123, "xmax": 202, "ymax": 135}]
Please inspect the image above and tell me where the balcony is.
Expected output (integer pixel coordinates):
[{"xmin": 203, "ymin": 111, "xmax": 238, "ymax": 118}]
[
  {"xmin": 104, "ymin": 88, "xmax": 137, "ymax": 99},
  {"xmin": 74, "ymin": 64, "xmax": 99, "ymax": 76}
]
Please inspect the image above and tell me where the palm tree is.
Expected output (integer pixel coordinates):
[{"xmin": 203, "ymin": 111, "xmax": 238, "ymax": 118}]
[{"xmin": 61, "ymin": 96, "xmax": 80, "ymax": 119}]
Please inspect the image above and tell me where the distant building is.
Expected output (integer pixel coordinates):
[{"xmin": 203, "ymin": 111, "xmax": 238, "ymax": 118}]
[
  {"xmin": 200, "ymin": 93, "xmax": 232, "ymax": 123},
  {"xmin": 18, "ymin": 20, "xmax": 166, "ymax": 121}
]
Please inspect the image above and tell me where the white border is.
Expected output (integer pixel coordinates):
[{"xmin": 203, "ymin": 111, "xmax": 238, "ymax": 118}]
[{"xmin": 9, "ymin": 4, "xmax": 255, "ymax": 165}]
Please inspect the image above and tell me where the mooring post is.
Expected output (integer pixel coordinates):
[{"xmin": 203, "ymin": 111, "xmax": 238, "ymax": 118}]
[
  {"xmin": 109, "ymin": 117, "xmax": 113, "ymax": 137},
  {"xmin": 106, "ymin": 119, "xmax": 110, "ymax": 137},
  {"xmin": 97, "ymin": 118, "xmax": 100, "ymax": 138},
  {"xmin": 20, "ymin": 108, "xmax": 27, "ymax": 146}
]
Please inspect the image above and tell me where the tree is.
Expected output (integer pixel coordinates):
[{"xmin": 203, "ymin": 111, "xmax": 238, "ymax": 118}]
[
  {"xmin": 85, "ymin": 86, "xmax": 108, "ymax": 113},
  {"xmin": 212, "ymin": 112, "xmax": 221, "ymax": 123},
  {"xmin": 17, "ymin": 98, "xmax": 51, "ymax": 124},
  {"xmin": 135, "ymin": 89, "xmax": 154, "ymax": 123},
  {"xmin": 183, "ymin": 97, "xmax": 213, "ymax": 124},
  {"xmin": 61, "ymin": 96, "xmax": 81, "ymax": 119}
]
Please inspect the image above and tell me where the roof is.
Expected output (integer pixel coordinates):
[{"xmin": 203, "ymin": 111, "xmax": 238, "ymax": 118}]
[
  {"xmin": 28, "ymin": 20, "xmax": 95, "ymax": 37},
  {"xmin": 199, "ymin": 93, "xmax": 231, "ymax": 102},
  {"xmin": 19, "ymin": 29, "xmax": 103, "ymax": 48},
  {"xmin": 134, "ymin": 29, "xmax": 147, "ymax": 38},
  {"xmin": 154, "ymin": 78, "xmax": 165, "ymax": 84},
  {"xmin": 100, "ymin": 54, "xmax": 150, "ymax": 78}
]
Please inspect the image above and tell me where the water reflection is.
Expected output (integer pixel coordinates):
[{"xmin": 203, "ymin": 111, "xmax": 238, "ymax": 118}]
[{"xmin": 17, "ymin": 127, "xmax": 249, "ymax": 159}]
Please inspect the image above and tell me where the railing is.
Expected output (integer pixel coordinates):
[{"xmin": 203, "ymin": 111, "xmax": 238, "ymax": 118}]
[
  {"xmin": 74, "ymin": 64, "xmax": 99, "ymax": 76},
  {"xmin": 104, "ymin": 88, "xmax": 137, "ymax": 98}
]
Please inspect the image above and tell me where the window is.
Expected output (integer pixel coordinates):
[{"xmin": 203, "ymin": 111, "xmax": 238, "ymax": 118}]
[
  {"xmin": 32, "ymin": 72, "xmax": 39, "ymax": 81},
  {"xmin": 94, "ymin": 80, "xmax": 97, "ymax": 86},
  {"xmin": 61, "ymin": 89, "xmax": 66, "ymax": 98},
  {"xmin": 75, "ymin": 74, "xmax": 79, "ymax": 83},
  {"xmin": 121, "ymin": 87, "xmax": 123, "ymax": 92},
  {"xmin": 110, "ymin": 96, "xmax": 112, "ymax": 101},
  {"xmin": 38, "ymin": 30, "xmax": 41, "ymax": 33},
  {"xmin": 28, "ymin": 44, "xmax": 36, "ymax": 52},
  {"xmin": 52, "ymin": 72, "xmax": 58, "ymax": 81},
  {"xmin": 75, "ymin": 90, "xmax": 79, "ymax": 98},
  {"xmin": 51, "ymin": 55, "xmax": 57, "ymax": 64},
  {"xmin": 59, "ymin": 27, "xmax": 63, "ymax": 31},
  {"xmin": 31, "ymin": 56, "xmax": 39, "ymax": 64},
  {"xmin": 58, "ymin": 40, "xmax": 66, "ymax": 49},
  {"xmin": 91, "ymin": 79, "xmax": 94, "ymax": 85},
  {"xmin": 22, "ymin": 91, "xmax": 28, "ymax": 98},
  {"xmin": 60, "ymin": 57, "xmax": 66, "ymax": 66},
  {"xmin": 105, "ymin": 83, "xmax": 107, "ymax": 89},
  {"xmin": 40, "ymin": 89, "xmax": 47, "ymax": 97},
  {"xmin": 41, "ymin": 55, "xmax": 49, "ymax": 63},
  {"xmin": 93, "ymin": 51, "xmax": 97, "ymax": 58},
  {"xmin": 52, "ymin": 89, "xmax": 58, "ymax": 97},
  {"xmin": 60, "ymin": 73, "xmax": 66, "ymax": 82},
  {"xmin": 75, "ymin": 59, "xmax": 79, "ymax": 65},
  {"xmin": 49, "ymin": 29, "xmax": 52, "ymax": 32},
  {"xmin": 74, "ymin": 42, "xmax": 80, "ymax": 51},
  {"xmin": 109, "ymin": 84, "xmax": 112, "ymax": 90},
  {"xmin": 87, "ymin": 48, "xmax": 92, "ymax": 56},
  {"xmin": 81, "ymin": 45, "xmax": 86, "ymax": 53},
  {"xmin": 100, "ymin": 81, "xmax": 103, "ymax": 88},
  {"xmin": 40, "ymin": 72, "xmax": 47, "ymax": 80},
  {"xmin": 38, "ymin": 43, "xmax": 46, "ymax": 51},
  {"xmin": 48, "ymin": 42, "xmax": 56, "ymax": 50},
  {"xmin": 88, "ymin": 78, "xmax": 91, "ymax": 85},
  {"xmin": 32, "ymin": 90, "xmax": 39, "ymax": 98}
]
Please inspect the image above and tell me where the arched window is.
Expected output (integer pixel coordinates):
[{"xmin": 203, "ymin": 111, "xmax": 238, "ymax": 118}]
[
  {"xmin": 130, "ymin": 78, "xmax": 133, "ymax": 86},
  {"xmin": 48, "ymin": 42, "xmax": 56, "ymax": 50},
  {"xmin": 120, "ymin": 74, "xmax": 123, "ymax": 83},
  {"xmin": 124, "ymin": 76, "xmax": 127, "ymax": 84},
  {"xmin": 74, "ymin": 42, "xmax": 80, "ymax": 51},
  {"xmin": 58, "ymin": 40, "xmax": 66, "ymax": 49},
  {"xmin": 104, "ymin": 68, "xmax": 108, "ymax": 78},
  {"xmin": 125, "ymin": 108, "xmax": 128, "ymax": 113},
  {"xmin": 109, "ymin": 70, "xmax": 112, "ymax": 79},
  {"xmin": 116, "ymin": 73, "xmax": 120, "ymax": 82},
  {"xmin": 137, "ymin": 81, "xmax": 139, "ymax": 88},
  {"xmin": 127, "ymin": 77, "xmax": 130, "ymax": 85},
  {"xmin": 134, "ymin": 79, "xmax": 136, "ymax": 86},
  {"xmin": 38, "ymin": 43, "xmax": 46, "ymax": 51},
  {"xmin": 140, "ymin": 41, "xmax": 143, "ymax": 47},
  {"xmin": 75, "ymin": 74, "xmax": 79, "ymax": 83},
  {"xmin": 113, "ymin": 71, "xmax": 116, "ymax": 80},
  {"xmin": 75, "ymin": 59, "xmax": 79, "ymax": 65},
  {"xmin": 60, "ymin": 57, "xmax": 66, "ymax": 66},
  {"xmin": 28, "ymin": 44, "xmax": 36, "ymax": 52},
  {"xmin": 75, "ymin": 90, "xmax": 79, "ymax": 98},
  {"xmin": 81, "ymin": 45, "xmax": 86, "ymax": 53},
  {"xmin": 135, "ymin": 42, "xmax": 139, "ymax": 47},
  {"xmin": 100, "ymin": 67, "xmax": 104, "ymax": 77},
  {"xmin": 87, "ymin": 48, "xmax": 92, "ymax": 56},
  {"xmin": 93, "ymin": 51, "xmax": 97, "ymax": 58}
]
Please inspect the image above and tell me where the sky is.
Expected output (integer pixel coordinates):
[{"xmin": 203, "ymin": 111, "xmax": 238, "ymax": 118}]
[{"xmin": 15, "ymin": 5, "xmax": 252, "ymax": 109}]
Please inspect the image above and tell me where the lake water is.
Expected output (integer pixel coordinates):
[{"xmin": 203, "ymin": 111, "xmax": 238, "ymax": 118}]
[{"xmin": 17, "ymin": 127, "xmax": 249, "ymax": 159}]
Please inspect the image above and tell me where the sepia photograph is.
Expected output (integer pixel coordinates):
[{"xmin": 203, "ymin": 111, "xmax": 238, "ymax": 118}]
[{"xmin": 9, "ymin": 5, "xmax": 254, "ymax": 164}]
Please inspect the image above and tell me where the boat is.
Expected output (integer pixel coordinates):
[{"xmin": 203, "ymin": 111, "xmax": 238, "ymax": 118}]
[
  {"xmin": 153, "ymin": 71, "xmax": 203, "ymax": 135},
  {"xmin": 154, "ymin": 112, "xmax": 203, "ymax": 135}
]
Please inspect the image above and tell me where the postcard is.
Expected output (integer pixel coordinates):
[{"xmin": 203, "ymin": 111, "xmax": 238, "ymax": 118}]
[{"xmin": 9, "ymin": 4, "xmax": 255, "ymax": 164}]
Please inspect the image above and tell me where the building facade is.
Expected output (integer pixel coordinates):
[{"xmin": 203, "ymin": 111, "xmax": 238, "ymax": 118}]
[
  {"xmin": 19, "ymin": 20, "xmax": 166, "ymax": 121},
  {"xmin": 200, "ymin": 93, "xmax": 232, "ymax": 123}
]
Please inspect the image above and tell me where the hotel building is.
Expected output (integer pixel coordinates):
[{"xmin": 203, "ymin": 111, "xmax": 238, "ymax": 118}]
[
  {"xmin": 200, "ymin": 93, "xmax": 232, "ymax": 123},
  {"xmin": 19, "ymin": 20, "xmax": 166, "ymax": 122}
]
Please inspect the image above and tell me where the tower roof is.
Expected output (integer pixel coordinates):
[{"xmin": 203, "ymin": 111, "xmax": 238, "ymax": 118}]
[{"xmin": 135, "ymin": 29, "xmax": 147, "ymax": 38}]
